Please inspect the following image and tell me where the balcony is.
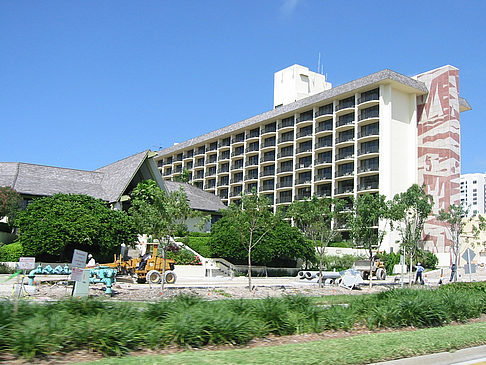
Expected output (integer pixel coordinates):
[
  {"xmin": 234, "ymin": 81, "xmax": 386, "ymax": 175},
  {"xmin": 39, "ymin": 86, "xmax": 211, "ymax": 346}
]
[
  {"xmin": 194, "ymin": 173, "xmax": 204, "ymax": 180},
  {"xmin": 295, "ymin": 178, "xmax": 311, "ymax": 185},
  {"xmin": 316, "ymin": 189, "xmax": 331, "ymax": 198},
  {"xmin": 245, "ymin": 174, "xmax": 259, "ymax": 180},
  {"xmin": 245, "ymin": 160, "xmax": 258, "ymax": 167},
  {"xmin": 232, "ymin": 135, "xmax": 245, "ymax": 144},
  {"xmin": 316, "ymin": 122, "xmax": 333, "ymax": 133},
  {"xmin": 358, "ymin": 91, "xmax": 379, "ymax": 105},
  {"xmin": 260, "ymin": 185, "xmax": 274, "ymax": 192},
  {"xmin": 315, "ymin": 140, "xmax": 332, "ymax": 149},
  {"xmin": 358, "ymin": 128, "xmax": 379, "ymax": 139},
  {"xmin": 315, "ymin": 174, "xmax": 332, "ymax": 181},
  {"xmin": 358, "ymin": 165, "xmax": 379, "ymax": 174},
  {"xmin": 217, "ymin": 167, "xmax": 229, "ymax": 174},
  {"xmin": 294, "ymin": 194, "xmax": 311, "ymax": 201},
  {"xmin": 277, "ymin": 196, "xmax": 292, "ymax": 204},
  {"xmin": 230, "ymin": 177, "xmax": 243, "ymax": 184},
  {"xmin": 245, "ymin": 145, "xmax": 259, "ymax": 153},
  {"xmin": 278, "ymin": 118, "xmax": 295, "ymax": 129},
  {"xmin": 195, "ymin": 148, "xmax": 206, "ymax": 156},
  {"xmin": 262, "ymin": 125, "xmax": 277, "ymax": 135},
  {"xmin": 230, "ymin": 190, "xmax": 243, "ymax": 197},
  {"xmin": 205, "ymin": 183, "xmax": 216, "ymax": 189},
  {"xmin": 358, "ymin": 145, "xmax": 379, "ymax": 156},
  {"xmin": 174, "ymin": 156, "xmax": 183, "ymax": 162},
  {"xmin": 260, "ymin": 155, "xmax": 275, "ymax": 163},
  {"xmin": 218, "ymin": 140, "xmax": 231, "ymax": 148},
  {"xmin": 231, "ymin": 162, "xmax": 244, "ymax": 170},
  {"xmin": 315, "ymin": 158, "xmax": 332, "ymax": 165},
  {"xmin": 277, "ymin": 150, "xmax": 293, "ymax": 159},
  {"xmin": 246, "ymin": 132, "xmax": 260, "ymax": 140},
  {"xmin": 336, "ymin": 152, "xmax": 354, "ymax": 161},
  {"xmin": 218, "ymin": 179, "xmax": 229, "ymax": 186},
  {"xmin": 183, "ymin": 153, "xmax": 194, "ymax": 160},
  {"xmin": 262, "ymin": 140, "xmax": 276, "ymax": 148},
  {"xmin": 277, "ymin": 166, "xmax": 293, "ymax": 174},
  {"xmin": 295, "ymin": 162, "xmax": 312, "ymax": 170},
  {"xmin": 278, "ymin": 136, "xmax": 294, "ymax": 144},
  {"xmin": 296, "ymin": 130, "xmax": 313, "ymax": 139},
  {"xmin": 358, "ymin": 181, "xmax": 379, "ymax": 191},
  {"xmin": 335, "ymin": 98, "xmax": 355, "ymax": 113},
  {"xmin": 315, "ymin": 105, "xmax": 333, "ymax": 119},
  {"xmin": 296, "ymin": 112, "xmax": 313, "ymax": 124},
  {"xmin": 276, "ymin": 181, "xmax": 293, "ymax": 189},
  {"xmin": 260, "ymin": 170, "xmax": 275, "ymax": 178},
  {"xmin": 334, "ymin": 186, "xmax": 354, "ymax": 195},
  {"xmin": 358, "ymin": 107, "xmax": 379, "ymax": 121},
  {"xmin": 335, "ymin": 135, "xmax": 355, "ymax": 145},
  {"xmin": 206, "ymin": 170, "xmax": 216, "ymax": 177},
  {"xmin": 207, "ymin": 145, "xmax": 217, "ymax": 152},
  {"xmin": 335, "ymin": 170, "xmax": 354, "ymax": 178},
  {"xmin": 336, "ymin": 115, "xmax": 355, "ymax": 128},
  {"xmin": 219, "ymin": 193, "xmax": 228, "ymax": 199},
  {"xmin": 207, "ymin": 156, "xmax": 218, "ymax": 164},
  {"xmin": 296, "ymin": 146, "xmax": 312, "ymax": 154}
]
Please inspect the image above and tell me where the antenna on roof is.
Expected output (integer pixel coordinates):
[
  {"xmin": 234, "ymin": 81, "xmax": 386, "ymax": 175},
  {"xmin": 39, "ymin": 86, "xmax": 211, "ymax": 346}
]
[{"xmin": 317, "ymin": 52, "xmax": 321, "ymax": 74}]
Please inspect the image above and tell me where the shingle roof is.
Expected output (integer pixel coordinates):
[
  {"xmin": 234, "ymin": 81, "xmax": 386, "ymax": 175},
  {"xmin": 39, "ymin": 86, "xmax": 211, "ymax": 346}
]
[
  {"xmin": 157, "ymin": 69, "xmax": 428, "ymax": 156},
  {"xmin": 0, "ymin": 150, "xmax": 150, "ymax": 203},
  {"xmin": 163, "ymin": 180, "xmax": 226, "ymax": 213}
]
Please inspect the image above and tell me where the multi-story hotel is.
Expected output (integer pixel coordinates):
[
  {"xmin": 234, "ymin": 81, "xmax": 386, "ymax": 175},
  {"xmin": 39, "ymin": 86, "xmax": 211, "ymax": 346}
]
[
  {"xmin": 156, "ymin": 64, "xmax": 470, "ymax": 256},
  {"xmin": 460, "ymin": 173, "xmax": 486, "ymax": 216}
]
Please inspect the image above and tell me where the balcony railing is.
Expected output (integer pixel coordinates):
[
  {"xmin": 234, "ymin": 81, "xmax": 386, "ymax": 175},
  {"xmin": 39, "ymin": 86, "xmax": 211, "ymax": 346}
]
[
  {"xmin": 219, "ymin": 194, "xmax": 228, "ymax": 199},
  {"xmin": 245, "ymin": 174, "xmax": 258, "ymax": 180},
  {"xmin": 358, "ymin": 182, "xmax": 379, "ymax": 191},
  {"xmin": 230, "ymin": 178, "xmax": 243, "ymax": 184},
  {"xmin": 246, "ymin": 132, "xmax": 260, "ymax": 139},
  {"xmin": 278, "ymin": 119, "xmax": 295, "ymax": 129},
  {"xmin": 335, "ymin": 101, "xmax": 355, "ymax": 112},
  {"xmin": 231, "ymin": 150, "xmax": 244, "ymax": 157},
  {"xmin": 316, "ymin": 190, "xmax": 331, "ymax": 197},
  {"xmin": 316, "ymin": 122, "xmax": 333, "ymax": 133},
  {"xmin": 295, "ymin": 178, "xmax": 311, "ymax": 185},
  {"xmin": 207, "ymin": 157, "xmax": 217, "ymax": 164},
  {"xmin": 315, "ymin": 158, "xmax": 332, "ymax": 165},
  {"xmin": 294, "ymin": 194, "xmax": 311, "ymax": 201},
  {"xmin": 315, "ymin": 139, "xmax": 332, "ymax": 149},
  {"xmin": 315, "ymin": 106, "xmax": 333, "ymax": 118},
  {"xmin": 207, "ymin": 145, "xmax": 217, "ymax": 152},
  {"xmin": 335, "ymin": 170, "xmax": 354, "ymax": 178},
  {"xmin": 232, "ymin": 136, "xmax": 245, "ymax": 143},
  {"xmin": 263, "ymin": 126, "xmax": 277, "ymax": 134},
  {"xmin": 260, "ymin": 185, "xmax": 274, "ymax": 192},
  {"xmin": 219, "ymin": 153, "xmax": 230, "ymax": 160},
  {"xmin": 276, "ymin": 196, "xmax": 292, "ymax": 204},
  {"xmin": 218, "ymin": 179, "xmax": 229, "ymax": 186},
  {"xmin": 206, "ymin": 170, "xmax": 216, "ymax": 177},
  {"xmin": 296, "ymin": 113, "xmax": 313, "ymax": 123},
  {"xmin": 296, "ymin": 146, "xmax": 312, "ymax": 154},
  {"xmin": 358, "ymin": 109, "xmax": 379, "ymax": 121},
  {"xmin": 260, "ymin": 155, "xmax": 275, "ymax": 163},
  {"xmin": 218, "ymin": 140, "xmax": 231, "ymax": 148},
  {"xmin": 217, "ymin": 167, "xmax": 229, "ymax": 173},
  {"xmin": 230, "ymin": 190, "xmax": 242, "ymax": 197},
  {"xmin": 336, "ymin": 115, "xmax": 355, "ymax": 127},
  {"xmin": 263, "ymin": 141, "xmax": 276, "ymax": 148},
  {"xmin": 358, "ymin": 165, "xmax": 379, "ymax": 173},
  {"xmin": 196, "ymin": 148, "xmax": 206, "ymax": 155},
  {"xmin": 315, "ymin": 174, "xmax": 332, "ymax": 181},
  {"xmin": 260, "ymin": 170, "xmax": 275, "ymax": 177},
  {"xmin": 358, "ymin": 146, "xmax": 379, "ymax": 156},
  {"xmin": 358, "ymin": 128, "xmax": 379, "ymax": 138},
  {"xmin": 334, "ymin": 186, "xmax": 354, "ymax": 195},
  {"xmin": 205, "ymin": 183, "xmax": 216, "ymax": 189},
  {"xmin": 276, "ymin": 181, "xmax": 293, "ymax": 189},
  {"xmin": 277, "ymin": 166, "xmax": 293, "ymax": 173},
  {"xmin": 245, "ymin": 160, "xmax": 258, "ymax": 167},
  {"xmin": 335, "ymin": 135, "xmax": 354, "ymax": 144},
  {"xmin": 277, "ymin": 151, "xmax": 293, "ymax": 158},
  {"xmin": 174, "ymin": 156, "xmax": 183, "ymax": 162},
  {"xmin": 194, "ymin": 174, "xmax": 204, "ymax": 180},
  {"xmin": 295, "ymin": 162, "xmax": 312, "ymax": 169},
  {"xmin": 245, "ymin": 146, "xmax": 259, "ymax": 153},
  {"xmin": 278, "ymin": 136, "xmax": 294, "ymax": 144},
  {"xmin": 296, "ymin": 130, "xmax": 312, "ymax": 139},
  {"xmin": 336, "ymin": 153, "xmax": 354, "ymax": 161},
  {"xmin": 358, "ymin": 93, "xmax": 379, "ymax": 104}
]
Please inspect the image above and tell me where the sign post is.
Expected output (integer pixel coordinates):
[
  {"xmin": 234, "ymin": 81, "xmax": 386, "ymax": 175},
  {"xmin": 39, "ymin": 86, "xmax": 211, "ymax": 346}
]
[
  {"xmin": 462, "ymin": 248, "xmax": 476, "ymax": 282},
  {"xmin": 71, "ymin": 249, "xmax": 89, "ymax": 297}
]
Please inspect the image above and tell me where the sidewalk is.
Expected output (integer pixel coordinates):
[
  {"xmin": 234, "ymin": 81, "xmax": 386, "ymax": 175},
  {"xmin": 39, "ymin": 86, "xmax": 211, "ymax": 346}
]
[{"xmin": 372, "ymin": 345, "xmax": 486, "ymax": 365}]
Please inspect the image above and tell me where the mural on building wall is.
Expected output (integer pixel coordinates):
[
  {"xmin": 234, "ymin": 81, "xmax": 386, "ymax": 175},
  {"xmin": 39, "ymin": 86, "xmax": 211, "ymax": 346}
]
[{"xmin": 415, "ymin": 66, "xmax": 461, "ymax": 257}]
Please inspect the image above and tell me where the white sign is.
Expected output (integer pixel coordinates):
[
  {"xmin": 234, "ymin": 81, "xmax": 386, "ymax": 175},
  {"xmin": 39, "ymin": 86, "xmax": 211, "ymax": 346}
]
[
  {"xmin": 71, "ymin": 267, "xmax": 85, "ymax": 282},
  {"xmin": 462, "ymin": 248, "xmax": 476, "ymax": 263},
  {"xmin": 18, "ymin": 257, "xmax": 35, "ymax": 270},
  {"xmin": 71, "ymin": 249, "xmax": 88, "ymax": 268},
  {"xmin": 72, "ymin": 269, "xmax": 90, "ymax": 298}
]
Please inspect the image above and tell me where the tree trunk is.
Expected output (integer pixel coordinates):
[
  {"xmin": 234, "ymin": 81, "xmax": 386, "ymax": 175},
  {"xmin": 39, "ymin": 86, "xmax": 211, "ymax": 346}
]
[
  {"xmin": 248, "ymin": 247, "xmax": 252, "ymax": 291},
  {"xmin": 161, "ymin": 247, "xmax": 166, "ymax": 291},
  {"xmin": 409, "ymin": 252, "xmax": 413, "ymax": 286},
  {"xmin": 369, "ymin": 258, "xmax": 373, "ymax": 289},
  {"xmin": 318, "ymin": 259, "xmax": 323, "ymax": 288},
  {"xmin": 454, "ymin": 236, "xmax": 460, "ymax": 283}
]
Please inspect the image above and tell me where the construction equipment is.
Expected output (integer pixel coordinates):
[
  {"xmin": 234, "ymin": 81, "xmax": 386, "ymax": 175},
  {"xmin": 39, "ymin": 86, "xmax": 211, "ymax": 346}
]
[
  {"xmin": 103, "ymin": 242, "xmax": 177, "ymax": 284},
  {"xmin": 353, "ymin": 259, "xmax": 386, "ymax": 280}
]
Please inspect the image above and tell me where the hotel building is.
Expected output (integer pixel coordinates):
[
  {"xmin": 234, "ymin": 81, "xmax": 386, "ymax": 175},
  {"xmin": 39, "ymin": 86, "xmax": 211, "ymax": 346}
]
[{"xmin": 156, "ymin": 64, "xmax": 470, "ymax": 255}]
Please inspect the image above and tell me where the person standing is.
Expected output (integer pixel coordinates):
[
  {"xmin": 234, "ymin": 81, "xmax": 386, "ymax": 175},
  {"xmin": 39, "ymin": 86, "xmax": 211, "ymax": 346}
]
[
  {"xmin": 449, "ymin": 263, "xmax": 457, "ymax": 282},
  {"xmin": 415, "ymin": 262, "xmax": 425, "ymax": 285}
]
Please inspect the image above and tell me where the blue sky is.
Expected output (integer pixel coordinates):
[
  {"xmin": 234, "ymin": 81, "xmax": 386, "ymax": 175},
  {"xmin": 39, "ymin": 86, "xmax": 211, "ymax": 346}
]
[{"xmin": 1, "ymin": 1, "xmax": 485, "ymax": 173}]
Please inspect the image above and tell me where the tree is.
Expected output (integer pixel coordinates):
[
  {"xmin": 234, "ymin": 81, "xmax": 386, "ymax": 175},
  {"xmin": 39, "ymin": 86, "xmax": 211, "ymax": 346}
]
[
  {"xmin": 347, "ymin": 193, "xmax": 389, "ymax": 288},
  {"xmin": 15, "ymin": 194, "xmax": 137, "ymax": 261},
  {"xmin": 173, "ymin": 168, "xmax": 190, "ymax": 183},
  {"xmin": 437, "ymin": 204, "xmax": 486, "ymax": 282},
  {"xmin": 129, "ymin": 180, "xmax": 191, "ymax": 289},
  {"xmin": 0, "ymin": 186, "xmax": 22, "ymax": 227},
  {"xmin": 288, "ymin": 196, "xmax": 346, "ymax": 287},
  {"xmin": 389, "ymin": 184, "xmax": 433, "ymax": 284},
  {"xmin": 209, "ymin": 217, "xmax": 313, "ymax": 267},
  {"xmin": 219, "ymin": 192, "xmax": 279, "ymax": 291}
]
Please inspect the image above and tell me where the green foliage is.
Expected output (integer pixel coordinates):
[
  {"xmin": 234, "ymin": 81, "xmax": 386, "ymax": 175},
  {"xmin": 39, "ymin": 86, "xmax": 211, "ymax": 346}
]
[
  {"xmin": 188, "ymin": 231, "xmax": 211, "ymax": 237},
  {"xmin": 0, "ymin": 186, "xmax": 22, "ymax": 225},
  {"xmin": 15, "ymin": 194, "xmax": 137, "ymax": 261},
  {"xmin": 0, "ymin": 242, "xmax": 23, "ymax": 262},
  {"xmin": 328, "ymin": 241, "xmax": 352, "ymax": 248},
  {"xmin": 209, "ymin": 218, "xmax": 313, "ymax": 266},
  {"xmin": 172, "ymin": 168, "xmax": 190, "ymax": 183},
  {"xmin": 378, "ymin": 250, "xmax": 438, "ymax": 275},
  {"xmin": 181, "ymin": 236, "xmax": 212, "ymax": 258},
  {"xmin": 166, "ymin": 248, "xmax": 201, "ymax": 265},
  {"xmin": 314, "ymin": 254, "xmax": 365, "ymax": 272},
  {"xmin": 2, "ymin": 286, "xmax": 486, "ymax": 361},
  {"xmin": 0, "ymin": 262, "xmax": 16, "ymax": 274}
]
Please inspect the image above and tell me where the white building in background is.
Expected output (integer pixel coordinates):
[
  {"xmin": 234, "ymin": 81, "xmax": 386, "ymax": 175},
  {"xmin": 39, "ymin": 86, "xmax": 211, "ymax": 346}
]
[
  {"xmin": 460, "ymin": 173, "xmax": 486, "ymax": 216},
  {"xmin": 156, "ymin": 64, "xmax": 471, "ymax": 256}
]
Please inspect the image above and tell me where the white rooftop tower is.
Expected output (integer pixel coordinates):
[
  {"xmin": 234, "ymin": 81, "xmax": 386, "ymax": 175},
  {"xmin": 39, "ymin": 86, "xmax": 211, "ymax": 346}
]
[{"xmin": 274, "ymin": 64, "xmax": 332, "ymax": 108}]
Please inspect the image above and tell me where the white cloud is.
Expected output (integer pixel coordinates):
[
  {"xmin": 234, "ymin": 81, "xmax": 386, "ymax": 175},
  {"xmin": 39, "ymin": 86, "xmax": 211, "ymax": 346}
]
[{"xmin": 280, "ymin": 0, "xmax": 300, "ymax": 17}]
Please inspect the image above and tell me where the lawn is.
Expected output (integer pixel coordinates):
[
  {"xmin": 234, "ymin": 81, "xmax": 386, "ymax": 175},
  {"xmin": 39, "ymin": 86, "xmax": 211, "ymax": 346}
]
[{"xmin": 83, "ymin": 321, "xmax": 486, "ymax": 364}]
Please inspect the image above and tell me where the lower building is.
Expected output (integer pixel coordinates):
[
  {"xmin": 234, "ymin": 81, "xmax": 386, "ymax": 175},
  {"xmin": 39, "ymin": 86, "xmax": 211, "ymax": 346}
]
[
  {"xmin": 460, "ymin": 173, "xmax": 486, "ymax": 216},
  {"xmin": 156, "ymin": 64, "xmax": 471, "ymax": 257}
]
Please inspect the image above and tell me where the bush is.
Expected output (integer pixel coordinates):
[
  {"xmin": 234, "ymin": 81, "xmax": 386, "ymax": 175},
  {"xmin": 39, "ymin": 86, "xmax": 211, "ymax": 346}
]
[
  {"xmin": 312, "ymin": 254, "xmax": 364, "ymax": 272},
  {"xmin": 166, "ymin": 249, "xmax": 202, "ymax": 265},
  {"xmin": 328, "ymin": 241, "xmax": 353, "ymax": 248},
  {"xmin": 0, "ymin": 242, "xmax": 23, "ymax": 262},
  {"xmin": 188, "ymin": 232, "xmax": 211, "ymax": 237},
  {"xmin": 181, "ymin": 236, "xmax": 212, "ymax": 258}
]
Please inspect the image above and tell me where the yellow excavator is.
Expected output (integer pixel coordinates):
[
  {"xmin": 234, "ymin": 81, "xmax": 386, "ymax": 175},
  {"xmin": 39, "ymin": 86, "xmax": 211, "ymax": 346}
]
[{"xmin": 104, "ymin": 242, "xmax": 177, "ymax": 284}]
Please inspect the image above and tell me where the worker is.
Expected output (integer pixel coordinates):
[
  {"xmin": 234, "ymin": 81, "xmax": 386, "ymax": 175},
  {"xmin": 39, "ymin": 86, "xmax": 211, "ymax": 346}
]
[
  {"xmin": 87, "ymin": 254, "xmax": 96, "ymax": 267},
  {"xmin": 449, "ymin": 263, "xmax": 457, "ymax": 282},
  {"xmin": 415, "ymin": 262, "xmax": 425, "ymax": 285}
]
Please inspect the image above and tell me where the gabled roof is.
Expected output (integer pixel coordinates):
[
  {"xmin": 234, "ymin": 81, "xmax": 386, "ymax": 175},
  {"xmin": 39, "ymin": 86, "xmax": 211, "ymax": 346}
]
[
  {"xmin": 163, "ymin": 180, "xmax": 226, "ymax": 213},
  {"xmin": 0, "ymin": 150, "xmax": 153, "ymax": 203}
]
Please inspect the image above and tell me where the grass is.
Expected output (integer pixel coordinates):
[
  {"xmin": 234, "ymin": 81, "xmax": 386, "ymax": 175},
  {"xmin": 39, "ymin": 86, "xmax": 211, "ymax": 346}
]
[
  {"xmin": 83, "ymin": 321, "xmax": 486, "ymax": 364},
  {"xmin": 2, "ymin": 283, "xmax": 486, "ymax": 361}
]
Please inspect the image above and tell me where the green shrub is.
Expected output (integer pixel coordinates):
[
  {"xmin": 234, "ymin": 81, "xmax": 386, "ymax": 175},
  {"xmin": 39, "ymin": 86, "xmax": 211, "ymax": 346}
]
[
  {"xmin": 188, "ymin": 232, "xmax": 211, "ymax": 237},
  {"xmin": 166, "ymin": 248, "xmax": 202, "ymax": 265},
  {"xmin": 181, "ymin": 236, "xmax": 213, "ymax": 258},
  {"xmin": 328, "ymin": 241, "xmax": 353, "ymax": 248},
  {"xmin": 312, "ymin": 254, "xmax": 364, "ymax": 272},
  {"xmin": 0, "ymin": 242, "xmax": 23, "ymax": 262}
]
